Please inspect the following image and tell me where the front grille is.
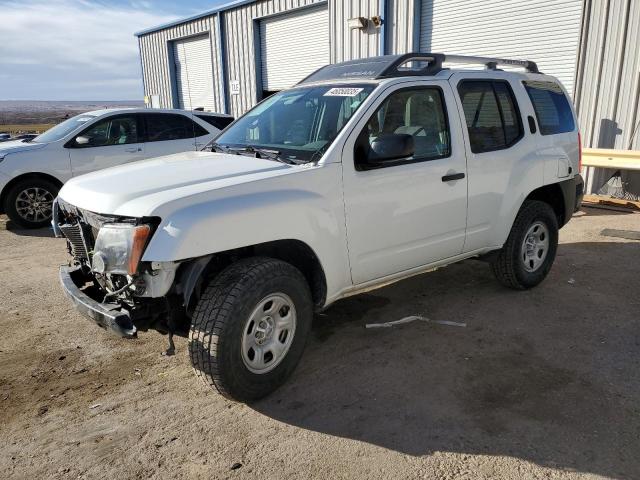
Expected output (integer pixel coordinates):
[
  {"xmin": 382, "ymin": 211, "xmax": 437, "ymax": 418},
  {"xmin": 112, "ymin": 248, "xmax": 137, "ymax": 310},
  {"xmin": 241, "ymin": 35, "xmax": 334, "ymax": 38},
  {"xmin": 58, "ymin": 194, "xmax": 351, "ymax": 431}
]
[{"xmin": 59, "ymin": 223, "xmax": 92, "ymax": 261}]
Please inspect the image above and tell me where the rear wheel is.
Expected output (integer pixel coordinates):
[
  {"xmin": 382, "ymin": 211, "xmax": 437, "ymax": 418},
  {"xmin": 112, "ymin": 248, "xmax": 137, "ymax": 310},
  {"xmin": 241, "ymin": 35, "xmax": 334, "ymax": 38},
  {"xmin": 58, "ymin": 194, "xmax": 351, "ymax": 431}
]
[
  {"xmin": 189, "ymin": 257, "xmax": 313, "ymax": 401},
  {"xmin": 491, "ymin": 200, "xmax": 559, "ymax": 290},
  {"xmin": 4, "ymin": 177, "xmax": 59, "ymax": 229}
]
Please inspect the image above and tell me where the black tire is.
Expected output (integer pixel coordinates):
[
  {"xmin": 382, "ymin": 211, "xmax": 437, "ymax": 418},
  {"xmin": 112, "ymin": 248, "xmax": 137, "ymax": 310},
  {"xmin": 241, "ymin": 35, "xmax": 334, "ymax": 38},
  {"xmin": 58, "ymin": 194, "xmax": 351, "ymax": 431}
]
[
  {"xmin": 189, "ymin": 257, "xmax": 313, "ymax": 401},
  {"xmin": 491, "ymin": 200, "xmax": 559, "ymax": 290},
  {"xmin": 4, "ymin": 177, "xmax": 59, "ymax": 229}
]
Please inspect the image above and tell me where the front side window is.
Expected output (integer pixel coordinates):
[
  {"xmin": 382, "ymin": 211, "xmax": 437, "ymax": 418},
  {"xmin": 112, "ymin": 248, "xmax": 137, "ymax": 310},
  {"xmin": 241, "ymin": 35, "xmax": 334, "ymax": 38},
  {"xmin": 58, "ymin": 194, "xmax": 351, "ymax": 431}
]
[
  {"xmin": 355, "ymin": 87, "xmax": 450, "ymax": 169},
  {"xmin": 523, "ymin": 81, "xmax": 575, "ymax": 135},
  {"xmin": 458, "ymin": 80, "xmax": 523, "ymax": 153},
  {"xmin": 213, "ymin": 84, "xmax": 375, "ymax": 163},
  {"xmin": 76, "ymin": 115, "xmax": 139, "ymax": 147},
  {"xmin": 145, "ymin": 113, "xmax": 208, "ymax": 142}
]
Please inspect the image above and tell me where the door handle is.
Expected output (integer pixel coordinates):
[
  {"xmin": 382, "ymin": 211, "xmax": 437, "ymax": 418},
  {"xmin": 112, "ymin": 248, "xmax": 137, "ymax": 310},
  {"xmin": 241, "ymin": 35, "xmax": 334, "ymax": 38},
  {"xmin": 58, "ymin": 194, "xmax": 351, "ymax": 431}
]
[
  {"xmin": 442, "ymin": 172, "xmax": 465, "ymax": 182},
  {"xmin": 125, "ymin": 147, "xmax": 141, "ymax": 153}
]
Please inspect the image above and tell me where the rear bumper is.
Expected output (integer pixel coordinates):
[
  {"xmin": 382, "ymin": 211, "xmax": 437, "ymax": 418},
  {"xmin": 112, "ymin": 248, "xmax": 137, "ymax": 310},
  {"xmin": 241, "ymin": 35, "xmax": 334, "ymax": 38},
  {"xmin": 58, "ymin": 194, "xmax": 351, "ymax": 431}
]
[
  {"xmin": 558, "ymin": 174, "xmax": 584, "ymax": 226},
  {"xmin": 574, "ymin": 173, "xmax": 584, "ymax": 212},
  {"xmin": 59, "ymin": 266, "xmax": 137, "ymax": 338}
]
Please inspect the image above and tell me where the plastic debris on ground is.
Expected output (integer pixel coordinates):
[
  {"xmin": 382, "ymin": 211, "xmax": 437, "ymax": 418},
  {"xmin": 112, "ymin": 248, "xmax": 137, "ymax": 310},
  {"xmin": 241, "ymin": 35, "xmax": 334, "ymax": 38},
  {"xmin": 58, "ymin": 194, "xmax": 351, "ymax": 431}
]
[{"xmin": 365, "ymin": 315, "xmax": 466, "ymax": 329}]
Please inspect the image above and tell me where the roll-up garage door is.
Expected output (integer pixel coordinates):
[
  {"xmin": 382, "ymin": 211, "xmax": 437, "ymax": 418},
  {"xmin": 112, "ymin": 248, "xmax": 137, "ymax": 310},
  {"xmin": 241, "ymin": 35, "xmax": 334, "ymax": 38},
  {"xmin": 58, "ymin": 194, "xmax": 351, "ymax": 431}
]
[
  {"xmin": 173, "ymin": 35, "xmax": 216, "ymax": 111},
  {"xmin": 420, "ymin": 0, "xmax": 582, "ymax": 96},
  {"xmin": 259, "ymin": 6, "xmax": 330, "ymax": 91}
]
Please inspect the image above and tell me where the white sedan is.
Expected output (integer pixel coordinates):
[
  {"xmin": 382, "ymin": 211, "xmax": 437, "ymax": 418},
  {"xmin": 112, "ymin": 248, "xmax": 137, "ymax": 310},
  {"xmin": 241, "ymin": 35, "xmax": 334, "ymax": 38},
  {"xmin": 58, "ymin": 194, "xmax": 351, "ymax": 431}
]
[{"xmin": 0, "ymin": 108, "xmax": 233, "ymax": 228}]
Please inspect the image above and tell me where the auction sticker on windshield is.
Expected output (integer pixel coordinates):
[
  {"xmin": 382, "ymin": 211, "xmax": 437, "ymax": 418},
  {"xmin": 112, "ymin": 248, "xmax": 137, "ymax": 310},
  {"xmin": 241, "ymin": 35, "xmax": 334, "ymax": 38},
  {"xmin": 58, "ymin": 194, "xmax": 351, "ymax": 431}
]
[{"xmin": 324, "ymin": 87, "xmax": 364, "ymax": 97}]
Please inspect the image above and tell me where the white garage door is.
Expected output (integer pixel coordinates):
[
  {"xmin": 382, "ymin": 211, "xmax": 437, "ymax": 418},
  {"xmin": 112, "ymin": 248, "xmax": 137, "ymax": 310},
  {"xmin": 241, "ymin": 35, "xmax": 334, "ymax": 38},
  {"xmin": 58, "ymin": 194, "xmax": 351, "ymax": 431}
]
[
  {"xmin": 420, "ymin": 0, "xmax": 583, "ymax": 96},
  {"xmin": 260, "ymin": 6, "xmax": 330, "ymax": 91},
  {"xmin": 173, "ymin": 35, "xmax": 216, "ymax": 111}
]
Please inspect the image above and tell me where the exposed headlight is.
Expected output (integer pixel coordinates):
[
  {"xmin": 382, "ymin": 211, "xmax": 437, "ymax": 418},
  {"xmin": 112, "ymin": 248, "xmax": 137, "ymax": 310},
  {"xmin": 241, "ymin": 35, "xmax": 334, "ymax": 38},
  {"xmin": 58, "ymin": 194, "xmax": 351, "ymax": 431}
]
[{"xmin": 92, "ymin": 223, "xmax": 151, "ymax": 275}]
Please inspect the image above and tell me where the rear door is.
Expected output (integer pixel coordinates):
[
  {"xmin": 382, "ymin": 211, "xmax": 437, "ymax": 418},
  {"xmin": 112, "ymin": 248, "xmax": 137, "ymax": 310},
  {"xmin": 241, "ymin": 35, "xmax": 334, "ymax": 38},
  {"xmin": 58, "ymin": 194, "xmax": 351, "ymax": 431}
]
[
  {"xmin": 67, "ymin": 113, "xmax": 145, "ymax": 176},
  {"xmin": 341, "ymin": 81, "xmax": 468, "ymax": 284},
  {"xmin": 143, "ymin": 113, "xmax": 211, "ymax": 158}
]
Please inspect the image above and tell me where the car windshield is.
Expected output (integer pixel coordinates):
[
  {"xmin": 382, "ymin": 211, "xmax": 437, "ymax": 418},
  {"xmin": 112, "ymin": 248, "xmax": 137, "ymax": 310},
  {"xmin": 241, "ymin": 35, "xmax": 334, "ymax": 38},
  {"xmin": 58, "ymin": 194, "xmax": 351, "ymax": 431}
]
[
  {"xmin": 212, "ymin": 84, "xmax": 376, "ymax": 162},
  {"xmin": 32, "ymin": 114, "xmax": 97, "ymax": 143}
]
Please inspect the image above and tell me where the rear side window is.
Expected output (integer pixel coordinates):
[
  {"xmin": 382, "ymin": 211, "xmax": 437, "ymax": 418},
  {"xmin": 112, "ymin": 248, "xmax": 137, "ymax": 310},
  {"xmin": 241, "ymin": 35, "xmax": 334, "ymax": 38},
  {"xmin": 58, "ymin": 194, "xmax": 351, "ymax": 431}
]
[
  {"xmin": 523, "ymin": 81, "xmax": 575, "ymax": 135},
  {"xmin": 145, "ymin": 113, "xmax": 208, "ymax": 142},
  {"xmin": 196, "ymin": 114, "xmax": 234, "ymax": 130},
  {"xmin": 458, "ymin": 80, "xmax": 523, "ymax": 153}
]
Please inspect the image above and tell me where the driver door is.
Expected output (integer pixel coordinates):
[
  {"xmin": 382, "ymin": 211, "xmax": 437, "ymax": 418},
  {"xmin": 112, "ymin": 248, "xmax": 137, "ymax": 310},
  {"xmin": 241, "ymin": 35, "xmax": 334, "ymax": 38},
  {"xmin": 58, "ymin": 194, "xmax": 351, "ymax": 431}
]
[
  {"xmin": 342, "ymin": 82, "xmax": 468, "ymax": 284},
  {"xmin": 67, "ymin": 113, "xmax": 145, "ymax": 176}
]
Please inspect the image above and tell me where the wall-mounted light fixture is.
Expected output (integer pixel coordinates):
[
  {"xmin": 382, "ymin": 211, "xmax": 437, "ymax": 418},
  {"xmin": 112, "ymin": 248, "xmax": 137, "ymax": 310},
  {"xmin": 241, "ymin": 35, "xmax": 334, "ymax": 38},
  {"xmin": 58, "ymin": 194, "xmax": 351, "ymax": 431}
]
[
  {"xmin": 347, "ymin": 16, "xmax": 369, "ymax": 30},
  {"xmin": 370, "ymin": 15, "xmax": 383, "ymax": 27}
]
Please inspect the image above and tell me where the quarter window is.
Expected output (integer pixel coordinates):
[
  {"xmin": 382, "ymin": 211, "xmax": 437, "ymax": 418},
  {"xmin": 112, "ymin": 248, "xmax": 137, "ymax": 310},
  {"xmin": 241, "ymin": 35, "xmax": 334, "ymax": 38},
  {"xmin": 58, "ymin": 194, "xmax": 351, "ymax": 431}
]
[
  {"xmin": 458, "ymin": 80, "xmax": 523, "ymax": 153},
  {"xmin": 145, "ymin": 113, "xmax": 208, "ymax": 142},
  {"xmin": 355, "ymin": 87, "xmax": 451, "ymax": 169},
  {"xmin": 523, "ymin": 81, "xmax": 575, "ymax": 135}
]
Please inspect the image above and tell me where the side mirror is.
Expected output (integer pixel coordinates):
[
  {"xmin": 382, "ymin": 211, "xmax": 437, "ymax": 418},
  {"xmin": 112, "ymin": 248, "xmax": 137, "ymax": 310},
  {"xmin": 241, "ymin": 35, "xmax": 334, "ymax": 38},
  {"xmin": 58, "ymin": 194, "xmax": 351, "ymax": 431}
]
[
  {"xmin": 75, "ymin": 135, "xmax": 90, "ymax": 145},
  {"xmin": 368, "ymin": 133, "xmax": 414, "ymax": 163}
]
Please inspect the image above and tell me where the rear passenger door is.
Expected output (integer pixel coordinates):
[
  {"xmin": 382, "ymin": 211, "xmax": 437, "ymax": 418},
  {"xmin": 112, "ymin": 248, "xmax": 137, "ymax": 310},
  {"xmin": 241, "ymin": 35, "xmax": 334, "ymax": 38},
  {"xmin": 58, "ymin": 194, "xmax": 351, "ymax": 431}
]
[
  {"xmin": 451, "ymin": 75, "xmax": 529, "ymax": 253},
  {"xmin": 342, "ymin": 81, "xmax": 468, "ymax": 284},
  {"xmin": 143, "ymin": 113, "xmax": 211, "ymax": 158}
]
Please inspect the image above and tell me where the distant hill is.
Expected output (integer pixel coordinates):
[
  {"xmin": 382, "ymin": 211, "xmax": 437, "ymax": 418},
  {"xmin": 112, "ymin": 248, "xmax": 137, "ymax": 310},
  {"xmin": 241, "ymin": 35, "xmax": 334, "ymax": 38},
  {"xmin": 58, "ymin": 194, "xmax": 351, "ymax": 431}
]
[{"xmin": 0, "ymin": 100, "xmax": 146, "ymax": 134}]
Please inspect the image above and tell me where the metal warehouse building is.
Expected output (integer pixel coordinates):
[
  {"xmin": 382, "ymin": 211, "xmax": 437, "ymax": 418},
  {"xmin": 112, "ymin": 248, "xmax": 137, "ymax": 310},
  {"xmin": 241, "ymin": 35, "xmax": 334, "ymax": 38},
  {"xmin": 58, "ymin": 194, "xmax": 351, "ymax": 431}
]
[{"xmin": 136, "ymin": 0, "xmax": 640, "ymax": 191}]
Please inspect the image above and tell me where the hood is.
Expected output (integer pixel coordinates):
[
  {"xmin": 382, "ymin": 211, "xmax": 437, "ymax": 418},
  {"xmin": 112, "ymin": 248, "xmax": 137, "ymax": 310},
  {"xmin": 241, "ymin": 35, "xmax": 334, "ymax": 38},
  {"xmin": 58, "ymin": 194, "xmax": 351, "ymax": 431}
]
[
  {"xmin": 0, "ymin": 139, "xmax": 48, "ymax": 155},
  {"xmin": 58, "ymin": 150, "xmax": 291, "ymax": 215}
]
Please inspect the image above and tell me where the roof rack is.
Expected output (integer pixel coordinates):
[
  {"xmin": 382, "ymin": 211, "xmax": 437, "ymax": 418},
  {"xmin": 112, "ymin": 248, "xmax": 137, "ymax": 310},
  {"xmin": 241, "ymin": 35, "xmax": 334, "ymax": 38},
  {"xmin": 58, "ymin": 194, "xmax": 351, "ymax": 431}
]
[{"xmin": 298, "ymin": 53, "xmax": 539, "ymax": 85}]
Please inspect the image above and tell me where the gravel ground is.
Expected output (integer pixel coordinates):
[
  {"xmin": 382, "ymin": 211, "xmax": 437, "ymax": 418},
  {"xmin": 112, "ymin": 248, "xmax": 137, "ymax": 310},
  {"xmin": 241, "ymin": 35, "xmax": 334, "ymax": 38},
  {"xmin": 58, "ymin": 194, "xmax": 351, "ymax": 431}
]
[{"xmin": 1, "ymin": 207, "xmax": 639, "ymax": 480}]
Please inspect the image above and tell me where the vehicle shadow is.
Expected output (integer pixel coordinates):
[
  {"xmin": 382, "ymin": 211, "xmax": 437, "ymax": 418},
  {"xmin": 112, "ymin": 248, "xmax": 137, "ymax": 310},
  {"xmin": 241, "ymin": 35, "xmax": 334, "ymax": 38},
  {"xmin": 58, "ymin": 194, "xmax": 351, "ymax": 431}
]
[
  {"xmin": 2, "ymin": 220, "xmax": 55, "ymax": 238},
  {"xmin": 243, "ymin": 241, "xmax": 640, "ymax": 479}
]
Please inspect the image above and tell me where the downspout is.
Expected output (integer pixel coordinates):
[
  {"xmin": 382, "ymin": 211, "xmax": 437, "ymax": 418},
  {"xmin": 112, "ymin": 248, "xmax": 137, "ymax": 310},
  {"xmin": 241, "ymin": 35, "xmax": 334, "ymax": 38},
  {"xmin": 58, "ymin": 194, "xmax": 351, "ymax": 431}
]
[
  {"xmin": 379, "ymin": 0, "xmax": 388, "ymax": 55},
  {"xmin": 216, "ymin": 12, "xmax": 230, "ymax": 115}
]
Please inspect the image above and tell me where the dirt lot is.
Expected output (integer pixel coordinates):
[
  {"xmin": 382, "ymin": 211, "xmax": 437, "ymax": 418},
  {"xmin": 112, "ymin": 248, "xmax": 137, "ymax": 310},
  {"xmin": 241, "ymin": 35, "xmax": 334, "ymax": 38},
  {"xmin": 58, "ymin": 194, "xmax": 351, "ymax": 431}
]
[{"xmin": 1, "ymin": 207, "xmax": 639, "ymax": 480}]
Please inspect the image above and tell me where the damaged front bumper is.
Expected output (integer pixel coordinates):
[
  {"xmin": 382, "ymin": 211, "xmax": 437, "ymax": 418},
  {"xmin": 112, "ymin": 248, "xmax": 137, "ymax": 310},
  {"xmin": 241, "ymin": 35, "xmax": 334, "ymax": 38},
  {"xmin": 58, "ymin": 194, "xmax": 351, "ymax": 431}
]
[{"xmin": 59, "ymin": 265, "xmax": 137, "ymax": 338}]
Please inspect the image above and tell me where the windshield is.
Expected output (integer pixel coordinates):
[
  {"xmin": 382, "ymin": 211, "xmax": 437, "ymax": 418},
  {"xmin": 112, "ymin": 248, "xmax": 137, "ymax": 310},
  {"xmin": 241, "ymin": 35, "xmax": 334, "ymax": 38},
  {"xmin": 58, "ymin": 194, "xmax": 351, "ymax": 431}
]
[
  {"xmin": 213, "ymin": 84, "xmax": 376, "ymax": 162},
  {"xmin": 33, "ymin": 114, "xmax": 97, "ymax": 143}
]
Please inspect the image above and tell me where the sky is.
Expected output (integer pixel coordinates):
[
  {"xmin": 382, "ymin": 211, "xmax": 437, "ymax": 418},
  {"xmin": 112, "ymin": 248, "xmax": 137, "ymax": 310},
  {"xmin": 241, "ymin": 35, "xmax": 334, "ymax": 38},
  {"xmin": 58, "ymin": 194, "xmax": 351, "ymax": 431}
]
[{"xmin": 0, "ymin": 0, "xmax": 227, "ymax": 101}]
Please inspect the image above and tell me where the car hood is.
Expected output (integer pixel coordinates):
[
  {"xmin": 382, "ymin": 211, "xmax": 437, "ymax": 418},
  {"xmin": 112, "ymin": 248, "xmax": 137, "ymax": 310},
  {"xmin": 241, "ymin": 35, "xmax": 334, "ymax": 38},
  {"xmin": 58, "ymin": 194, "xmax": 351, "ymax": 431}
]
[
  {"xmin": 58, "ymin": 150, "xmax": 292, "ymax": 216},
  {"xmin": 0, "ymin": 140, "xmax": 48, "ymax": 155}
]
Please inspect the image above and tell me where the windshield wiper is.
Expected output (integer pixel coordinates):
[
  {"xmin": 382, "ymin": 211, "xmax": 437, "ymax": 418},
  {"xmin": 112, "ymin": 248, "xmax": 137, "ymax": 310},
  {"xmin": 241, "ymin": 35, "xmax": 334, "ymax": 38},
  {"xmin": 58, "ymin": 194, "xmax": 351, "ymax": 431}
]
[
  {"xmin": 207, "ymin": 142, "xmax": 302, "ymax": 165},
  {"xmin": 230, "ymin": 146, "xmax": 302, "ymax": 165}
]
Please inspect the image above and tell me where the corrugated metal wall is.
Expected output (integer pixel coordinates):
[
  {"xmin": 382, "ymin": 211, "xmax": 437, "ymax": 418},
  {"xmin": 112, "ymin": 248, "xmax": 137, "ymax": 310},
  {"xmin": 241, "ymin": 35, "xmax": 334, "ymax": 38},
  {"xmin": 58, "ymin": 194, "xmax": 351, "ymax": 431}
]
[
  {"xmin": 138, "ymin": 16, "xmax": 224, "ymax": 112},
  {"xmin": 224, "ymin": 0, "xmax": 324, "ymax": 116},
  {"xmin": 387, "ymin": 0, "xmax": 418, "ymax": 55},
  {"xmin": 574, "ymin": 0, "xmax": 640, "ymax": 195},
  {"xmin": 329, "ymin": 0, "xmax": 381, "ymax": 63}
]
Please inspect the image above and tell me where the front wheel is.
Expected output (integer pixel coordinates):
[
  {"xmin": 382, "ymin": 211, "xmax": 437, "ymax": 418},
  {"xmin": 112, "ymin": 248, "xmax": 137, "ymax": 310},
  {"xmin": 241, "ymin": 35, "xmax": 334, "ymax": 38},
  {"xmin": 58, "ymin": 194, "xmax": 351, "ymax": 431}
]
[
  {"xmin": 189, "ymin": 257, "xmax": 313, "ymax": 401},
  {"xmin": 491, "ymin": 200, "xmax": 559, "ymax": 290},
  {"xmin": 4, "ymin": 177, "xmax": 59, "ymax": 229}
]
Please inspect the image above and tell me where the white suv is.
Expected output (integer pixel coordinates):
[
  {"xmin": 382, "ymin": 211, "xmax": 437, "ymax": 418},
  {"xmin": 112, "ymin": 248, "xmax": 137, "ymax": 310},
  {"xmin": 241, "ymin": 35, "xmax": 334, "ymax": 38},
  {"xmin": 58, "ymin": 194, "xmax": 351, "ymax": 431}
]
[
  {"xmin": 0, "ymin": 108, "xmax": 233, "ymax": 228},
  {"xmin": 54, "ymin": 54, "xmax": 584, "ymax": 401}
]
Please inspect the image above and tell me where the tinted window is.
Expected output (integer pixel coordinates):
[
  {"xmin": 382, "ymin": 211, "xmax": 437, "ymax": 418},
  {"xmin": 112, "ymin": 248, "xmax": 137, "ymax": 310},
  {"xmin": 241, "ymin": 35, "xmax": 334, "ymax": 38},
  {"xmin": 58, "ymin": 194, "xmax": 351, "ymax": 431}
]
[
  {"xmin": 458, "ymin": 80, "xmax": 523, "ymax": 153},
  {"xmin": 145, "ymin": 113, "xmax": 208, "ymax": 142},
  {"xmin": 77, "ymin": 115, "xmax": 139, "ymax": 147},
  {"xmin": 196, "ymin": 114, "xmax": 234, "ymax": 130},
  {"xmin": 524, "ymin": 81, "xmax": 575, "ymax": 135},
  {"xmin": 355, "ymin": 87, "xmax": 450, "ymax": 169}
]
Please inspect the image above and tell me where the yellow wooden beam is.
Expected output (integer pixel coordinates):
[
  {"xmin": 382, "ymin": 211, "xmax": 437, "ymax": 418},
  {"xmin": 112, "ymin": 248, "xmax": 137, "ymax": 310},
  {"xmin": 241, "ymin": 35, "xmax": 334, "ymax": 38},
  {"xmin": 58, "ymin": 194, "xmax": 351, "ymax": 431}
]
[{"xmin": 582, "ymin": 148, "xmax": 640, "ymax": 171}]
